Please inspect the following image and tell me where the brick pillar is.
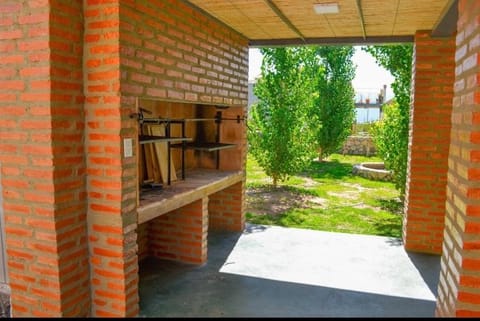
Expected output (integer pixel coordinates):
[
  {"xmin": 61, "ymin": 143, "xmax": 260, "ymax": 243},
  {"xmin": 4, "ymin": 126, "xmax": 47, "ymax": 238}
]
[
  {"xmin": 403, "ymin": 31, "xmax": 455, "ymax": 254},
  {"xmin": 209, "ymin": 182, "xmax": 245, "ymax": 232},
  {"xmin": 0, "ymin": 0, "xmax": 90, "ymax": 316},
  {"xmin": 84, "ymin": 0, "xmax": 138, "ymax": 317},
  {"xmin": 149, "ymin": 198, "xmax": 209, "ymax": 265},
  {"xmin": 436, "ymin": 0, "xmax": 480, "ymax": 317}
]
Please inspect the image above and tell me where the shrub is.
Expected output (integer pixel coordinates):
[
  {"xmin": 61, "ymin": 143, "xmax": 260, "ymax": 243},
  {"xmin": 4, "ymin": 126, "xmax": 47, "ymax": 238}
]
[{"xmin": 371, "ymin": 101, "xmax": 408, "ymax": 197}]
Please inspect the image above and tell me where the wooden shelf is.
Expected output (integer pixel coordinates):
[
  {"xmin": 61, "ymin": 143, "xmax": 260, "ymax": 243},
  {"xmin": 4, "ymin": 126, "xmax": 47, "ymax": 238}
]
[
  {"xmin": 137, "ymin": 169, "xmax": 243, "ymax": 224},
  {"xmin": 139, "ymin": 135, "xmax": 192, "ymax": 144},
  {"xmin": 170, "ymin": 142, "xmax": 236, "ymax": 152}
]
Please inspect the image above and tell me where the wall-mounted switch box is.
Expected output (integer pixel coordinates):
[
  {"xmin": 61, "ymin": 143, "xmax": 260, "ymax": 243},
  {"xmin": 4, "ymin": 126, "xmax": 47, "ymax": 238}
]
[{"xmin": 124, "ymin": 138, "xmax": 133, "ymax": 158}]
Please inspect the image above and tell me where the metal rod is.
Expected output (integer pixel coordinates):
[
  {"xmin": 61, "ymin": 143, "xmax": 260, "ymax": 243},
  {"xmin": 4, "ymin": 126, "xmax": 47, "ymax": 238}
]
[
  {"xmin": 215, "ymin": 112, "xmax": 221, "ymax": 169},
  {"xmin": 141, "ymin": 117, "xmax": 244, "ymax": 123},
  {"xmin": 181, "ymin": 121, "xmax": 185, "ymax": 180},
  {"xmin": 166, "ymin": 122, "xmax": 171, "ymax": 185}
]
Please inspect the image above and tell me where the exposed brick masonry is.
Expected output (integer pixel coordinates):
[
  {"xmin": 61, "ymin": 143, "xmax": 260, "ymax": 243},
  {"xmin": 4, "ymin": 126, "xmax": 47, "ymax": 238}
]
[
  {"xmin": 404, "ymin": 31, "xmax": 455, "ymax": 254},
  {"xmin": 149, "ymin": 198, "xmax": 209, "ymax": 264},
  {"xmin": 117, "ymin": 0, "xmax": 248, "ymax": 270},
  {"xmin": 84, "ymin": 0, "xmax": 139, "ymax": 317},
  {"xmin": 436, "ymin": 0, "xmax": 480, "ymax": 316},
  {"xmin": 0, "ymin": 0, "xmax": 89, "ymax": 317},
  {"xmin": 0, "ymin": 0, "xmax": 248, "ymax": 317},
  {"xmin": 209, "ymin": 182, "xmax": 245, "ymax": 232},
  {"xmin": 119, "ymin": 0, "xmax": 249, "ymax": 107}
]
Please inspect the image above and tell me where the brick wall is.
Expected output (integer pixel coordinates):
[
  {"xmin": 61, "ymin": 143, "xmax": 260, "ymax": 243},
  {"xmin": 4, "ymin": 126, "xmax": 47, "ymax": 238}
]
[
  {"xmin": 117, "ymin": 0, "xmax": 248, "ymax": 264},
  {"xmin": 403, "ymin": 31, "xmax": 455, "ymax": 254},
  {"xmin": 0, "ymin": 0, "xmax": 248, "ymax": 317},
  {"xmin": 85, "ymin": 0, "xmax": 248, "ymax": 315},
  {"xmin": 436, "ymin": 0, "xmax": 480, "ymax": 316},
  {"xmin": 84, "ymin": 0, "xmax": 139, "ymax": 316},
  {"xmin": 149, "ymin": 198, "xmax": 209, "ymax": 264},
  {"xmin": 118, "ymin": 0, "xmax": 248, "ymax": 181},
  {"xmin": 141, "ymin": 181, "xmax": 246, "ymax": 265},
  {"xmin": 119, "ymin": 0, "xmax": 249, "ymax": 107},
  {"xmin": 209, "ymin": 182, "xmax": 245, "ymax": 231},
  {"xmin": 0, "ymin": 0, "xmax": 90, "ymax": 317}
]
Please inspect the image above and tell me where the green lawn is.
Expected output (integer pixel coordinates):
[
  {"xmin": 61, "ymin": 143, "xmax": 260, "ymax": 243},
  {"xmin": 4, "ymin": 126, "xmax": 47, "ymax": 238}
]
[{"xmin": 245, "ymin": 153, "xmax": 403, "ymax": 238}]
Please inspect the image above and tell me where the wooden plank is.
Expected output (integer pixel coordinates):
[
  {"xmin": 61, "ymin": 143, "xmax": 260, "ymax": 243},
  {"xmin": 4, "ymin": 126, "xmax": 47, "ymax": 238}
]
[
  {"xmin": 145, "ymin": 124, "xmax": 177, "ymax": 184},
  {"xmin": 143, "ymin": 124, "xmax": 161, "ymax": 184}
]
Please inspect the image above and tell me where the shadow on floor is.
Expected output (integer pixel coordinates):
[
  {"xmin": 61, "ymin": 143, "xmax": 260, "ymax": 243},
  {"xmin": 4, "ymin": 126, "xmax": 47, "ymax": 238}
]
[{"xmin": 139, "ymin": 224, "xmax": 440, "ymax": 317}]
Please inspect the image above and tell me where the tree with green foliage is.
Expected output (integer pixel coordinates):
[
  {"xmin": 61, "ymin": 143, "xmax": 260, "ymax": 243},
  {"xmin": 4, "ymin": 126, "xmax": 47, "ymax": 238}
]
[
  {"xmin": 311, "ymin": 46, "xmax": 356, "ymax": 160},
  {"xmin": 363, "ymin": 44, "xmax": 413, "ymax": 198},
  {"xmin": 247, "ymin": 47, "xmax": 317, "ymax": 187}
]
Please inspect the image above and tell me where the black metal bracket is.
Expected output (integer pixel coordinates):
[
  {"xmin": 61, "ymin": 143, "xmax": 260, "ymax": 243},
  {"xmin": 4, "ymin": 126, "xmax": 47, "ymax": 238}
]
[
  {"xmin": 130, "ymin": 107, "xmax": 152, "ymax": 122},
  {"xmin": 214, "ymin": 112, "xmax": 244, "ymax": 124}
]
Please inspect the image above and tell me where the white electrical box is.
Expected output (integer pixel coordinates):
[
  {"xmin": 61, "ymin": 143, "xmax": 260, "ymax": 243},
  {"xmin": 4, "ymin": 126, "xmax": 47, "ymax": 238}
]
[{"xmin": 123, "ymin": 138, "xmax": 133, "ymax": 158}]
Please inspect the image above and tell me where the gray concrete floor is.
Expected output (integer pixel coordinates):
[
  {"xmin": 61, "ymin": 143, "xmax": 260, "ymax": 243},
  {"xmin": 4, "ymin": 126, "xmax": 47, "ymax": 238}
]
[{"xmin": 139, "ymin": 223, "xmax": 441, "ymax": 317}]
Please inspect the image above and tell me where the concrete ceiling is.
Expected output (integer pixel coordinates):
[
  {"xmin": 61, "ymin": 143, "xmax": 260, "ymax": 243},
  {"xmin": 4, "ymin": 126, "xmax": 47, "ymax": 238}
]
[{"xmin": 185, "ymin": 0, "xmax": 457, "ymax": 46}]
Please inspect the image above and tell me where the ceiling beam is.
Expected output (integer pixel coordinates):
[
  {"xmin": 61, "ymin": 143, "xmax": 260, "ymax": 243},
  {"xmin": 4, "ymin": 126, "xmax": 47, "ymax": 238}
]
[
  {"xmin": 355, "ymin": 0, "xmax": 367, "ymax": 40},
  {"xmin": 431, "ymin": 0, "xmax": 458, "ymax": 37},
  {"xmin": 249, "ymin": 35, "xmax": 414, "ymax": 47},
  {"xmin": 263, "ymin": 0, "xmax": 306, "ymax": 42},
  {"xmin": 182, "ymin": 0, "xmax": 248, "ymax": 40}
]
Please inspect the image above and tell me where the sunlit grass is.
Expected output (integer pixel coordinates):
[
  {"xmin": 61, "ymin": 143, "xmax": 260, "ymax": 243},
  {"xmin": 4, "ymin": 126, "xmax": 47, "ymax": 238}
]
[{"xmin": 245, "ymin": 153, "xmax": 403, "ymax": 238}]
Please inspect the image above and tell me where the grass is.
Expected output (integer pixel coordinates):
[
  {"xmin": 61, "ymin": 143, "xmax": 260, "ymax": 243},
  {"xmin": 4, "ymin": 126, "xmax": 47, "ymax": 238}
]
[{"xmin": 245, "ymin": 153, "xmax": 403, "ymax": 238}]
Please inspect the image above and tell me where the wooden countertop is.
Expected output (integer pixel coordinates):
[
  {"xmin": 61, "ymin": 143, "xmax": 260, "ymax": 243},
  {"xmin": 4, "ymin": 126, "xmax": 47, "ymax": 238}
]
[{"xmin": 137, "ymin": 169, "xmax": 244, "ymax": 224}]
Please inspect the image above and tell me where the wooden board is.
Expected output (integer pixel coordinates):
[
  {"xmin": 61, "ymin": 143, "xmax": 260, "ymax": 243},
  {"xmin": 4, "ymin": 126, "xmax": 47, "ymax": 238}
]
[
  {"xmin": 145, "ymin": 124, "xmax": 177, "ymax": 183},
  {"xmin": 142, "ymin": 124, "xmax": 161, "ymax": 184}
]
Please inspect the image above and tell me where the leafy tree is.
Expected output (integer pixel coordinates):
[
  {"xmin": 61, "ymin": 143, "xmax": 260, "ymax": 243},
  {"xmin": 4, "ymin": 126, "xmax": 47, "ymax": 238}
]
[
  {"xmin": 363, "ymin": 45, "xmax": 413, "ymax": 197},
  {"xmin": 371, "ymin": 100, "xmax": 407, "ymax": 191},
  {"xmin": 311, "ymin": 46, "xmax": 356, "ymax": 160},
  {"xmin": 248, "ymin": 47, "xmax": 317, "ymax": 187}
]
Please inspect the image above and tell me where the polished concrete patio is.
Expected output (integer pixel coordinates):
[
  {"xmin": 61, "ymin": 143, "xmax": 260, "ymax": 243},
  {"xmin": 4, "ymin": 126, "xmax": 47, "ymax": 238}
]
[{"xmin": 139, "ymin": 223, "xmax": 441, "ymax": 317}]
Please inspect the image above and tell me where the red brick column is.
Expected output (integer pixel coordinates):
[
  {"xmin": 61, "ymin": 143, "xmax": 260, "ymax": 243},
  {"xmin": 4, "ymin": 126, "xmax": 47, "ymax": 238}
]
[
  {"xmin": 436, "ymin": 0, "xmax": 480, "ymax": 316},
  {"xmin": 0, "ymin": 0, "xmax": 90, "ymax": 316},
  {"xmin": 149, "ymin": 198, "xmax": 209, "ymax": 265},
  {"xmin": 403, "ymin": 31, "xmax": 455, "ymax": 254},
  {"xmin": 84, "ymin": 0, "xmax": 138, "ymax": 317},
  {"xmin": 209, "ymin": 182, "xmax": 245, "ymax": 232}
]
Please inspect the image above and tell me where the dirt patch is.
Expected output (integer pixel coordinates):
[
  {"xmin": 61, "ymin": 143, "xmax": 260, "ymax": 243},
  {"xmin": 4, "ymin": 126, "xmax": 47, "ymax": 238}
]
[
  {"xmin": 302, "ymin": 177, "xmax": 318, "ymax": 187},
  {"xmin": 327, "ymin": 190, "xmax": 358, "ymax": 200},
  {"xmin": 327, "ymin": 182, "xmax": 370, "ymax": 199},
  {"xmin": 246, "ymin": 186, "xmax": 326, "ymax": 216},
  {"xmin": 245, "ymin": 180, "xmax": 399, "ymax": 216},
  {"xmin": 340, "ymin": 182, "xmax": 369, "ymax": 191}
]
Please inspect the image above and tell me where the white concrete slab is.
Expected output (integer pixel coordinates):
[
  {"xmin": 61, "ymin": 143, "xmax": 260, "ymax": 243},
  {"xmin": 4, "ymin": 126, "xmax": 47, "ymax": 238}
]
[{"xmin": 220, "ymin": 224, "xmax": 437, "ymax": 301}]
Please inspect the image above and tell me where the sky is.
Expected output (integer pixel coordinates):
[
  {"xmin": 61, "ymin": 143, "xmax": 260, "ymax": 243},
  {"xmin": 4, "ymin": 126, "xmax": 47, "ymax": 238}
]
[{"xmin": 248, "ymin": 46, "xmax": 395, "ymax": 102}]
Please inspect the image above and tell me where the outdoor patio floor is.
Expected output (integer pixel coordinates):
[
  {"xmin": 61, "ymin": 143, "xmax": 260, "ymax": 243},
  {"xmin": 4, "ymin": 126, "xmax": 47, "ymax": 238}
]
[{"xmin": 138, "ymin": 223, "xmax": 441, "ymax": 317}]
